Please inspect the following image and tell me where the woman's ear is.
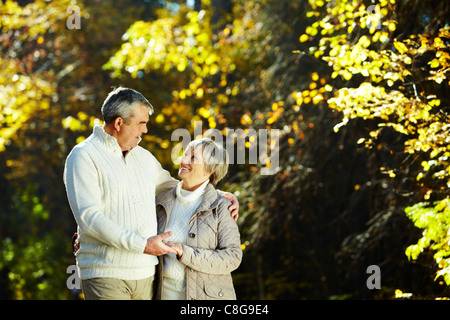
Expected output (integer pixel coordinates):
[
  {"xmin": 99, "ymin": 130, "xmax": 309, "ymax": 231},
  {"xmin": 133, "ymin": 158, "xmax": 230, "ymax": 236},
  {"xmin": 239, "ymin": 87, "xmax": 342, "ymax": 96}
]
[{"xmin": 208, "ymin": 172, "xmax": 215, "ymax": 186}]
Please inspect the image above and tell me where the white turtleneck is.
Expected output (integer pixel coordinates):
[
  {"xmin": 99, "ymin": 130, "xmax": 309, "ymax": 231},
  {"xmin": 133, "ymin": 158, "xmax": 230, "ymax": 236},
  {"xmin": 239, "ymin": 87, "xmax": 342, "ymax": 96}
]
[{"xmin": 162, "ymin": 179, "xmax": 209, "ymax": 299}]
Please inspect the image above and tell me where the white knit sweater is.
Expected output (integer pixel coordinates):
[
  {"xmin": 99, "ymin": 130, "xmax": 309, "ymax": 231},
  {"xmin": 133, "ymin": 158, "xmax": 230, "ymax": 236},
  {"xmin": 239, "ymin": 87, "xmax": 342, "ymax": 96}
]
[
  {"xmin": 63, "ymin": 125, "xmax": 178, "ymax": 280},
  {"xmin": 161, "ymin": 179, "xmax": 209, "ymax": 300}
]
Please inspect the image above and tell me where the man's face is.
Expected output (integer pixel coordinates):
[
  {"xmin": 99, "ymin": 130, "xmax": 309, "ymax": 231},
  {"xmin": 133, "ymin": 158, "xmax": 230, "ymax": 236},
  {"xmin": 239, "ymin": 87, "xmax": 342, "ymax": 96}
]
[{"xmin": 116, "ymin": 104, "xmax": 149, "ymax": 152}]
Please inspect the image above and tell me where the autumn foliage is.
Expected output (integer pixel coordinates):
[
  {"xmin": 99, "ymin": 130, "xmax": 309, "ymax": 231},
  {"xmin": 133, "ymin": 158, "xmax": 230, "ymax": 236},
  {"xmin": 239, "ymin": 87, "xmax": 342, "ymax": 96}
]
[
  {"xmin": 1, "ymin": 0, "xmax": 450, "ymax": 299},
  {"xmin": 298, "ymin": 0, "xmax": 450, "ymax": 286}
]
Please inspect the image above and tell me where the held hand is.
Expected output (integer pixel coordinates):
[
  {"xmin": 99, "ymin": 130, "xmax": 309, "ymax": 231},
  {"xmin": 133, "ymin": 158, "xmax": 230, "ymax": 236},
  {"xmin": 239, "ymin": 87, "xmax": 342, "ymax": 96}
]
[
  {"xmin": 222, "ymin": 192, "xmax": 239, "ymax": 221},
  {"xmin": 144, "ymin": 231, "xmax": 178, "ymax": 256},
  {"xmin": 166, "ymin": 241, "xmax": 183, "ymax": 257}
]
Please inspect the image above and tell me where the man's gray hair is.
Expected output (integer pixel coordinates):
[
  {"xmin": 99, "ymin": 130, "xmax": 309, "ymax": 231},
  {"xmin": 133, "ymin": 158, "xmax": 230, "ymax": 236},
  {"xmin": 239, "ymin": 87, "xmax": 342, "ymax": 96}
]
[{"xmin": 101, "ymin": 87, "xmax": 154, "ymax": 124}]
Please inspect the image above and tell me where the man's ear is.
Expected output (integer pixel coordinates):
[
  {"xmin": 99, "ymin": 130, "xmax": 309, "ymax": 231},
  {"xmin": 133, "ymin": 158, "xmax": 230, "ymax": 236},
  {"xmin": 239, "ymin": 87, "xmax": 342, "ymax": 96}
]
[{"xmin": 113, "ymin": 117, "xmax": 123, "ymax": 132}]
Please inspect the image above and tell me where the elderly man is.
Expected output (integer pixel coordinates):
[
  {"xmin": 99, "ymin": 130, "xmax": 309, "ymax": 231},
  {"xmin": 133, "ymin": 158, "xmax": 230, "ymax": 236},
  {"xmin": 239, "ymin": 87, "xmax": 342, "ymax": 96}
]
[{"xmin": 64, "ymin": 87, "xmax": 238, "ymax": 300}]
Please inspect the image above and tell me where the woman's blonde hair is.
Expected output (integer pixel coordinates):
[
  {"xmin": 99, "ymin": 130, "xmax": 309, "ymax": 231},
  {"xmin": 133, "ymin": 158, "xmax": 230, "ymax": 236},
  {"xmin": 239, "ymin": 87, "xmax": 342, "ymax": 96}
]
[{"xmin": 185, "ymin": 138, "xmax": 229, "ymax": 186}]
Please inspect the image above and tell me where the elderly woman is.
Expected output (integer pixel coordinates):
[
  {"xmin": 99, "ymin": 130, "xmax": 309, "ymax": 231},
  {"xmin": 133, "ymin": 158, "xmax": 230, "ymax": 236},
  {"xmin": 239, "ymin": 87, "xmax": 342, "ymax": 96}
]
[{"xmin": 155, "ymin": 138, "xmax": 242, "ymax": 300}]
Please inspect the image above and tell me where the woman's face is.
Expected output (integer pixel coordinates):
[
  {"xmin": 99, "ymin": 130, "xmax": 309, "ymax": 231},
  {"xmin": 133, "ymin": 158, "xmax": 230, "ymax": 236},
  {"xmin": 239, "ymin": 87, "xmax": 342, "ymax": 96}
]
[{"xmin": 178, "ymin": 146, "xmax": 211, "ymax": 190}]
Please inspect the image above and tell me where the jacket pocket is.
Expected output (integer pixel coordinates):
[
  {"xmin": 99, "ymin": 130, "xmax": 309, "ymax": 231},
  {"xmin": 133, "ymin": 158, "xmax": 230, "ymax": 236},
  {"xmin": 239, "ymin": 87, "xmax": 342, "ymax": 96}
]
[{"xmin": 203, "ymin": 283, "xmax": 236, "ymax": 300}]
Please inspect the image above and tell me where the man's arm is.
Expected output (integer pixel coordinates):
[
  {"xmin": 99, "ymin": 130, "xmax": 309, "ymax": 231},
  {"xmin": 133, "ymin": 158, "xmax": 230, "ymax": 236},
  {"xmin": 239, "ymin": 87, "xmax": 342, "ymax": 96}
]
[
  {"xmin": 152, "ymin": 154, "xmax": 179, "ymax": 196},
  {"xmin": 218, "ymin": 191, "xmax": 239, "ymax": 221}
]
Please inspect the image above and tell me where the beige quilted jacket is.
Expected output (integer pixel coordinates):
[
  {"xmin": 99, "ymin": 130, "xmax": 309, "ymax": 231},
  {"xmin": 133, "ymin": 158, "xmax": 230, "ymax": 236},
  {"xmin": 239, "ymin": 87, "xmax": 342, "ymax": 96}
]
[{"xmin": 155, "ymin": 183, "xmax": 243, "ymax": 300}]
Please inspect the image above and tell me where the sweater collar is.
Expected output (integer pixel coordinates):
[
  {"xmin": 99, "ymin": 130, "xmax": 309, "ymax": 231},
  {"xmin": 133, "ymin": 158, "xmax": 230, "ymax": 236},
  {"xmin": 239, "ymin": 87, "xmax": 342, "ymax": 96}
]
[
  {"xmin": 93, "ymin": 125, "xmax": 141, "ymax": 157},
  {"xmin": 175, "ymin": 179, "xmax": 209, "ymax": 204},
  {"xmin": 93, "ymin": 125, "xmax": 121, "ymax": 152}
]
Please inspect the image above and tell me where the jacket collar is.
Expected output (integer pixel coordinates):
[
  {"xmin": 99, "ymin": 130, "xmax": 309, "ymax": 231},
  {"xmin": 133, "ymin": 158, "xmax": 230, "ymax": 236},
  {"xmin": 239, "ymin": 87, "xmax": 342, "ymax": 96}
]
[{"xmin": 197, "ymin": 183, "xmax": 221, "ymax": 212}]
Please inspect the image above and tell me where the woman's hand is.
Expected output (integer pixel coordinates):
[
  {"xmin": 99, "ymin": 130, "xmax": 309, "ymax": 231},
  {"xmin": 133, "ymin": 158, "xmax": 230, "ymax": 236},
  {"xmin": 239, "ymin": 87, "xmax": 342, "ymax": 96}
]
[{"xmin": 166, "ymin": 241, "xmax": 183, "ymax": 258}]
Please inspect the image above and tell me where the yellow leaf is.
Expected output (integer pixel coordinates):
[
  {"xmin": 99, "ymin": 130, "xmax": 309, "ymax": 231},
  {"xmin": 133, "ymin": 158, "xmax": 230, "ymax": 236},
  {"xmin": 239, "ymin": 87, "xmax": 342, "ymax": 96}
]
[
  {"xmin": 208, "ymin": 117, "xmax": 216, "ymax": 129},
  {"xmin": 306, "ymin": 26, "xmax": 318, "ymax": 36},
  {"xmin": 162, "ymin": 139, "xmax": 171, "ymax": 149},
  {"xmin": 267, "ymin": 116, "xmax": 276, "ymax": 125},
  {"xmin": 299, "ymin": 34, "xmax": 309, "ymax": 42},
  {"xmin": 155, "ymin": 114, "xmax": 165, "ymax": 123},
  {"xmin": 287, "ymin": 138, "xmax": 295, "ymax": 146},
  {"xmin": 421, "ymin": 161, "xmax": 431, "ymax": 171},
  {"xmin": 77, "ymin": 112, "xmax": 88, "ymax": 121},
  {"xmin": 430, "ymin": 148, "xmax": 440, "ymax": 158},
  {"xmin": 240, "ymin": 114, "xmax": 252, "ymax": 125},
  {"xmin": 358, "ymin": 35, "xmax": 371, "ymax": 48},
  {"xmin": 395, "ymin": 289, "xmax": 412, "ymax": 299},
  {"xmin": 209, "ymin": 64, "xmax": 219, "ymax": 75},
  {"xmin": 379, "ymin": 32, "xmax": 388, "ymax": 42},
  {"xmin": 177, "ymin": 63, "xmax": 186, "ymax": 72},
  {"xmin": 427, "ymin": 99, "xmax": 440, "ymax": 107},
  {"xmin": 429, "ymin": 58, "xmax": 440, "ymax": 68},
  {"xmin": 196, "ymin": 88, "xmax": 204, "ymax": 98},
  {"xmin": 312, "ymin": 94, "xmax": 323, "ymax": 104},
  {"xmin": 198, "ymin": 107, "xmax": 210, "ymax": 118},
  {"xmin": 437, "ymin": 199, "xmax": 447, "ymax": 212},
  {"xmin": 388, "ymin": 22, "xmax": 396, "ymax": 32},
  {"xmin": 342, "ymin": 70, "xmax": 353, "ymax": 81},
  {"xmin": 394, "ymin": 41, "xmax": 408, "ymax": 54}
]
